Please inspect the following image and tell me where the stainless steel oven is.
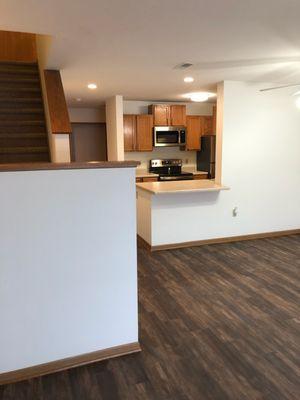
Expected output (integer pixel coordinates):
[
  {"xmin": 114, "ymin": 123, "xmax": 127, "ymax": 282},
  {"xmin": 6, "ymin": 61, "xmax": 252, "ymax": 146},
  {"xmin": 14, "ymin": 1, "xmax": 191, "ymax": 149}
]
[{"xmin": 153, "ymin": 126, "xmax": 186, "ymax": 147}]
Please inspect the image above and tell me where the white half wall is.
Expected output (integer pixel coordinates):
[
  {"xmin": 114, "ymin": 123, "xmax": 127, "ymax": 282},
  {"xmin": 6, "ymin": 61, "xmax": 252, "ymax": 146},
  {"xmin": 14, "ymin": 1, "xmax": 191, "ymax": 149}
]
[
  {"xmin": 106, "ymin": 96, "xmax": 124, "ymax": 161},
  {"xmin": 51, "ymin": 134, "xmax": 71, "ymax": 162},
  {"xmin": 138, "ymin": 81, "xmax": 300, "ymax": 246},
  {"xmin": 0, "ymin": 167, "xmax": 138, "ymax": 373}
]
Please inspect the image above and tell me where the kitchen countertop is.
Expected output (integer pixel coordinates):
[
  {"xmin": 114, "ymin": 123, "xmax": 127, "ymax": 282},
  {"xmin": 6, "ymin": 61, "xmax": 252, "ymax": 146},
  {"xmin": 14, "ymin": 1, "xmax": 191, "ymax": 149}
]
[{"xmin": 136, "ymin": 180, "xmax": 229, "ymax": 195}]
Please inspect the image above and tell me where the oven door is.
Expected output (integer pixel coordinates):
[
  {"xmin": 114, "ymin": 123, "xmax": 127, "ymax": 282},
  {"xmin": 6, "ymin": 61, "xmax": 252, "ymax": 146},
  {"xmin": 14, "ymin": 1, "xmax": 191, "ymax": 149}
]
[{"xmin": 154, "ymin": 127, "xmax": 185, "ymax": 147}]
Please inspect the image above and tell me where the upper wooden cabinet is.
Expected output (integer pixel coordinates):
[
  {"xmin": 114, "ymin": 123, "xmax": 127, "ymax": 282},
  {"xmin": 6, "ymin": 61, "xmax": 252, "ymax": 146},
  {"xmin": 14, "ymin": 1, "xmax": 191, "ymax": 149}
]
[
  {"xmin": 136, "ymin": 115, "xmax": 153, "ymax": 151},
  {"xmin": 202, "ymin": 116, "xmax": 213, "ymax": 135},
  {"xmin": 123, "ymin": 115, "xmax": 136, "ymax": 152},
  {"xmin": 149, "ymin": 104, "xmax": 186, "ymax": 126},
  {"xmin": 186, "ymin": 116, "xmax": 202, "ymax": 150},
  {"xmin": 186, "ymin": 115, "xmax": 214, "ymax": 150},
  {"xmin": 170, "ymin": 105, "xmax": 186, "ymax": 126},
  {"xmin": 123, "ymin": 114, "xmax": 153, "ymax": 152},
  {"xmin": 149, "ymin": 104, "xmax": 169, "ymax": 126}
]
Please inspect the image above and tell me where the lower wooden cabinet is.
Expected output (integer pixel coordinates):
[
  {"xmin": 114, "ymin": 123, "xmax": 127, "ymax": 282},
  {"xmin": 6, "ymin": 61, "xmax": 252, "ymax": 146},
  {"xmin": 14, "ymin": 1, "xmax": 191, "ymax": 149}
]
[
  {"xmin": 124, "ymin": 114, "xmax": 153, "ymax": 152},
  {"xmin": 136, "ymin": 176, "xmax": 158, "ymax": 183},
  {"xmin": 193, "ymin": 173, "xmax": 208, "ymax": 180}
]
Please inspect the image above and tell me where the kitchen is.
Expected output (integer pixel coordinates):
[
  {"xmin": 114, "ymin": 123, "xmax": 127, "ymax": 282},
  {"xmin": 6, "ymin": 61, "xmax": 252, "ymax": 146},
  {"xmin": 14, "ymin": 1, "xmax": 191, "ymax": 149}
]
[
  {"xmin": 123, "ymin": 100, "xmax": 217, "ymax": 182},
  {"xmin": 122, "ymin": 97, "xmax": 229, "ymax": 250}
]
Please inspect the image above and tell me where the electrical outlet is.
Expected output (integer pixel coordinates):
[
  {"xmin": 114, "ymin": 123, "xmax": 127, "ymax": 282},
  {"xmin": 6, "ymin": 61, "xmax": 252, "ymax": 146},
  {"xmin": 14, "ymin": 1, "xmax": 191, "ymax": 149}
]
[{"xmin": 232, "ymin": 207, "xmax": 238, "ymax": 217}]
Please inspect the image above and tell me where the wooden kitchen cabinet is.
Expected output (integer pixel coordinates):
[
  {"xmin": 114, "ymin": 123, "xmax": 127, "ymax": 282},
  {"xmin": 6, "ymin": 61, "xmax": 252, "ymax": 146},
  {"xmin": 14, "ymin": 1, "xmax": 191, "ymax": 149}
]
[
  {"xmin": 136, "ymin": 115, "xmax": 153, "ymax": 151},
  {"xmin": 149, "ymin": 104, "xmax": 169, "ymax": 126},
  {"xmin": 202, "ymin": 116, "xmax": 213, "ymax": 135},
  {"xmin": 123, "ymin": 114, "xmax": 153, "ymax": 152},
  {"xmin": 135, "ymin": 176, "xmax": 158, "ymax": 183},
  {"xmin": 186, "ymin": 115, "xmax": 214, "ymax": 150},
  {"xmin": 123, "ymin": 114, "xmax": 136, "ymax": 151},
  {"xmin": 170, "ymin": 105, "xmax": 186, "ymax": 126},
  {"xmin": 149, "ymin": 104, "xmax": 186, "ymax": 126},
  {"xmin": 186, "ymin": 115, "xmax": 202, "ymax": 150},
  {"xmin": 193, "ymin": 173, "xmax": 208, "ymax": 180}
]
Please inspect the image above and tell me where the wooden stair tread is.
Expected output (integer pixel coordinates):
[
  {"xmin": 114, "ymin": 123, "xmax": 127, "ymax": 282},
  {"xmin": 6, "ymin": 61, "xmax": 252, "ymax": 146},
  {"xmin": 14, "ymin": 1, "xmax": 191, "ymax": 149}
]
[
  {"xmin": 0, "ymin": 77, "xmax": 39, "ymax": 83},
  {"xmin": 0, "ymin": 97, "xmax": 42, "ymax": 103},
  {"xmin": 0, "ymin": 86, "xmax": 40, "ymax": 92},
  {"xmin": 0, "ymin": 120, "xmax": 45, "ymax": 126},
  {"xmin": 0, "ymin": 133, "xmax": 46, "ymax": 139},
  {"xmin": 0, "ymin": 108, "xmax": 44, "ymax": 114},
  {"xmin": 0, "ymin": 146, "xmax": 49, "ymax": 154}
]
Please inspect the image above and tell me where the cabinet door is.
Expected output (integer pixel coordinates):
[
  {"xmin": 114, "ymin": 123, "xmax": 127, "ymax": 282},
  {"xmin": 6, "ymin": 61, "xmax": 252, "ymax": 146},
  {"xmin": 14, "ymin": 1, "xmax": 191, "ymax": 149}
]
[
  {"xmin": 201, "ymin": 116, "xmax": 213, "ymax": 135},
  {"xmin": 151, "ymin": 105, "xmax": 169, "ymax": 126},
  {"xmin": 170, "ymin": 105, "xmax": 186, "ymax": 126},
  {"xmin": 123, "ymin": 115, "xmax": 136, "ymax": 151},
  {"xmin": 186, "ymin": 116, "xmax": 202, "ymax": 150},
  {"xmin": 136, "ymin": 115, "xmax": 153, "ymax": 151}
]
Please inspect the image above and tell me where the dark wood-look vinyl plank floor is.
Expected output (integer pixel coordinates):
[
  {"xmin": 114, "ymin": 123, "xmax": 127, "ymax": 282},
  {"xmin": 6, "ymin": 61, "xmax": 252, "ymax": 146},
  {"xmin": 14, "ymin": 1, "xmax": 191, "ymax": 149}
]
[{"xmin": 0, "ymin": 234, "xmax": 299, "ymax": 400}]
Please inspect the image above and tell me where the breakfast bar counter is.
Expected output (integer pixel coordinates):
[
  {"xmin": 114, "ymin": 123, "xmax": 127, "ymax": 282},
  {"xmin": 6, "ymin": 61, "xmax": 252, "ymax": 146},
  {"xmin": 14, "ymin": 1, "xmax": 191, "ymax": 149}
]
[{"xmin": 136, "ymin": 179, "xmax": 229, "ymax": 194}]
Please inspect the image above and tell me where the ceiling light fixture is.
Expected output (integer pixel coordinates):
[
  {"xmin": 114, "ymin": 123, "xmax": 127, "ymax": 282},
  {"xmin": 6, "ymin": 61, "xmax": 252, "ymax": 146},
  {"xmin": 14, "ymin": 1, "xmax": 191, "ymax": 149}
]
[
  {"xmin": 183, "ymin": 92, "xmax": 215, "ymax": 102},
  {"xmin": 76, "ymin": 97, "xmax": 82, "ymax": 102},
  {"xmin": 87, "ymin": 83, "xmax": 97, "ymax": 90},
  {"xmin": 184, "ymin": 77, "xmax": 194, "ymax": 83}
]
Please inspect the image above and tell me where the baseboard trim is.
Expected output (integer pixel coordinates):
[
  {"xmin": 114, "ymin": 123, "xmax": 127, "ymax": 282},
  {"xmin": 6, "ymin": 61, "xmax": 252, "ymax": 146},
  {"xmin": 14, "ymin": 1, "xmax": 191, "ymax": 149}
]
[
  {"xmin": 0, "ymin": 342, "xmax": 141, "ymax": 386},
  {"xmin": 146, "ymin": 229, "xmax": 300, "ymax": 251},
  {"xmin": 137, "ymin": 234, "xmax": 152, "ymax": 251}
]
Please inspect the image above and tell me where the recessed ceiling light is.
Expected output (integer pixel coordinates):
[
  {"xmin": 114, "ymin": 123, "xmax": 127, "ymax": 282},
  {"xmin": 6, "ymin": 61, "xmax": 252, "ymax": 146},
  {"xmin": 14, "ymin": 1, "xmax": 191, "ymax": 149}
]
[
  {"xmin": 183, "ymin": 92, "xmax": 216, "ymax": 102},
  {"xmin": 87, "ymin": 83, "xmax": 97, "ymax": 90},
  {"xmin": 184, "ymin": 77, "xmax": 194, "ymax": 83},
  {"xmin": 76, "ymin": 97, "xmax": 82, "ymax": 102}
]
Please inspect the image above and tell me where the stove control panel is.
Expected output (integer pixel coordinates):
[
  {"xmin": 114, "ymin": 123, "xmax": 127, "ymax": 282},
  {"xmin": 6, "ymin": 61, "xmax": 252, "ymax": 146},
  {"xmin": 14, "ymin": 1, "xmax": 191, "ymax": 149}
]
[{"xmin": 150, "ymin": 159, "xmax": 182, "ymax": 168}]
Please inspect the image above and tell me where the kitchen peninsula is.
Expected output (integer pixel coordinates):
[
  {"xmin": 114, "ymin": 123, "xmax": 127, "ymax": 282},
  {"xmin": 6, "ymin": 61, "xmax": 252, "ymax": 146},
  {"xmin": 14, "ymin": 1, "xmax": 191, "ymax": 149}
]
[{"xmin": 136, "ymin": 179, "xmax": 229, "ymax": 251}]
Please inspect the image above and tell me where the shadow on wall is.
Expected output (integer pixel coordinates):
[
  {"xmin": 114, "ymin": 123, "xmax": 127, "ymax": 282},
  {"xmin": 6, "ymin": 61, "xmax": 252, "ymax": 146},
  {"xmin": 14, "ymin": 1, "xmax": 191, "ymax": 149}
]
[
  {"xmin": 70, "ymin": 123, "xmax": 107, "ymax": 162},
  {"xmin": 153, "ymin": 191, "xmax": 221, "ymax": 210}
]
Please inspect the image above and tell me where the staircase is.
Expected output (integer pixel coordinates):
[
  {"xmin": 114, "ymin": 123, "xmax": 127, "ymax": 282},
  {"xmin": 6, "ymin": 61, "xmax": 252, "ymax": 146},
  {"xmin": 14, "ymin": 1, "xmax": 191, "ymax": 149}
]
[{"xmin": 0, "ymin": 62, "xmax": 50, "ymax": 163}]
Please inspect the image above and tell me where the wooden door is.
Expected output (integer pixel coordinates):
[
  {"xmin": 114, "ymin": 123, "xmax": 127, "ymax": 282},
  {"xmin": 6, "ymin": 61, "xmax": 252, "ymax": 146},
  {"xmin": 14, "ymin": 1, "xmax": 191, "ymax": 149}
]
[
  {"xmin": 151, "ymin": 105, "xmax": 169, "ymax": 126},
  {"xmin": 186, "ymin": 116, "xmax": 202, "ymax": 150},
  {"xmin": 123, "ymin": 114, "xmax": 136, "ymax": 151},
  {"xmin": 170, "ymin": 105, "xmax": 186, "ymax": 126},
  {"xmin": 201, "ymin": 116, "xmax": 213, "ymax": 135},
  {"xmin": 136, "ymin": 115, "xmax": 153, "ymax": 151}
]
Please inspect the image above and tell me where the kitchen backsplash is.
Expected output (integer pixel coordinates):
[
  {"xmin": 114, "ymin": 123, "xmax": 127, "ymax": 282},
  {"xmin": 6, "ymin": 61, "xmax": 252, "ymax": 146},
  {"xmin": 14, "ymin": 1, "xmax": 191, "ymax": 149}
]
[{"xmin": 124, "ymin": 147, "xmax": 197, "ymax": 170}]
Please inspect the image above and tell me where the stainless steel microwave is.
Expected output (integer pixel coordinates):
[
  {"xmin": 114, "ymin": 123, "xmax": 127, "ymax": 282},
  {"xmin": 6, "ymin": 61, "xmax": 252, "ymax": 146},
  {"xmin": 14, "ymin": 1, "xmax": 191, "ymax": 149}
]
[{"xmin": 153, "ymin": 126, "xmax": 186, "ymax": 147}]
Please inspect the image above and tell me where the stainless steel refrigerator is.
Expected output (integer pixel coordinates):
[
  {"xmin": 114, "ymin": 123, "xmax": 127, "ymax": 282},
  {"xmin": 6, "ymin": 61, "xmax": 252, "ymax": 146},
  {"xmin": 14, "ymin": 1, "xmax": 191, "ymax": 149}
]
[{"xmin": 196, "ymin": 135, "xmax": 216, "ymax": 179}]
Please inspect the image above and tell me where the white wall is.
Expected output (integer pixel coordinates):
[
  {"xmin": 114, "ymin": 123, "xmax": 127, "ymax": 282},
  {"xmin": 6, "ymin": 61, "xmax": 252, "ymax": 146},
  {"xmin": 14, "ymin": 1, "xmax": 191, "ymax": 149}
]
[
  {"xmin": 68, "ymin": 107, "xmax": 106, "ymax": 123},
  {"xmin": 106, "ymin": 96, "xmax": 124, "ymax": 161},
  {"xmin": 143, "ymin": 81, "xmax": 300, "ymax": 245},
  {"xmin": 123, "ymin": 100, "xmax": 214, "ymax": 168},
  {"xmin": 0, "ymin": 167, "xmax": 138, "ymax": 373}
]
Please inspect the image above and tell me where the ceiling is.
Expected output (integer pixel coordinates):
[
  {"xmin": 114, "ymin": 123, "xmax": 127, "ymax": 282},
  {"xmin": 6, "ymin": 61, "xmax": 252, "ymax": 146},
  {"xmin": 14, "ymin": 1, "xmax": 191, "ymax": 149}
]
[{"xmin": 1, "ymin": 0, "xmax": 300, "ymax": 106}]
